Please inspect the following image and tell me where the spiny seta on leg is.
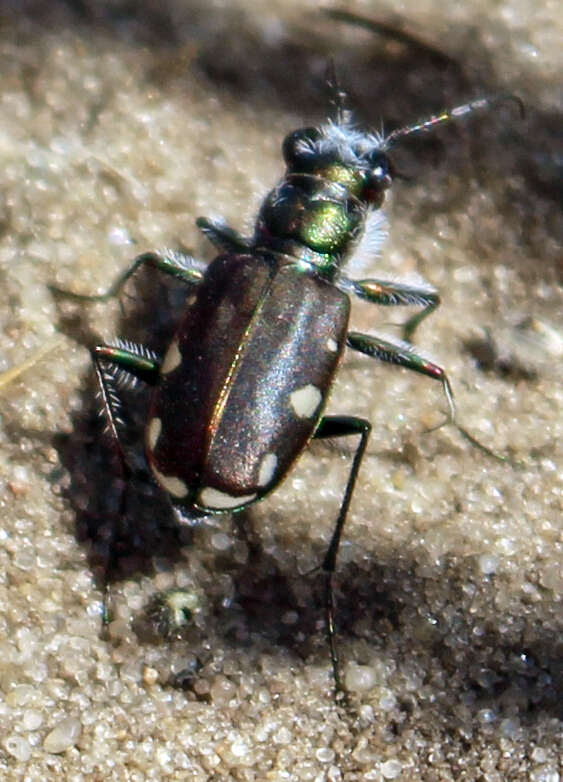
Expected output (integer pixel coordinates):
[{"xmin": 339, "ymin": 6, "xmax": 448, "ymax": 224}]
[
  {"xmin": 104, "ymin": 339, "xmax": 159, "ymax": 391},
  {"xmin": 339, "ymin": 274, "xmax": 438, "ymax": 307},
  {"xmin": 158, "ymin": 248, "xmax": 208, "ymax": 274}
]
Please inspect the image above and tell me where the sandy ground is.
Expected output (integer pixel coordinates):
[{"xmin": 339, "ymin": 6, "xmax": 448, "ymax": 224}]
[{"xmin": 0, "ymin": 1, "xmax": 560, "ymax": 779}]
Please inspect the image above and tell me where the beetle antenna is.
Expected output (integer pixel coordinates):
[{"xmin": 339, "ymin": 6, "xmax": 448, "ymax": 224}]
[
  {"xmin": 384, "ymin": 92, "xmax": 524, "ymax": 148},
  {"xmin": 326, "ymin": 59, "xmax": 353, "ymax": 126}
]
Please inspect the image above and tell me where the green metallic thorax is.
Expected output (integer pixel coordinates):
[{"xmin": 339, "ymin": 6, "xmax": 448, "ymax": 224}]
[{"xmin": 254, "ymin": 162, "xmax": 369, "ymax": 281}]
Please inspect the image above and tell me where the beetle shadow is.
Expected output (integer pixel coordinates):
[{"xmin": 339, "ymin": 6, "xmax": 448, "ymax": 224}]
[
  {"xmin": 119, "ymin": 497, "xmax": 562, "ymax": 726},
  {"xmin": 328, "ymin": 555, "xmax": 563, "ymax": 722},
  {"xmin": 224, "ymin": 534, "xmax": 562, "ymax": 722}
]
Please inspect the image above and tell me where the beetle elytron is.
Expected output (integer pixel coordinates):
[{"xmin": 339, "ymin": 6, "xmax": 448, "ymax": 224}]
[{"xmin": 52, "ymin": 80, "xmax": 519, "ymax": 692}]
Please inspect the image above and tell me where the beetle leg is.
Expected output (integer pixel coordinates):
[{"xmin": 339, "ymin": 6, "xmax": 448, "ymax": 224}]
[
  {"xmin": 348, "ymin": 332, "xmax": 512, "ymax": 463},
  {"xmin": 402, "ymin": 300, "xmax": 439, "ymax": 343},
  {"xmin": 313, "ymin": 415, "xmax": 372, "ymax": 694},
  {"xmin": 196, "ymin": 216, "xmax": 253, "ymax": 253},
  {"xmin": 347, "ymin": 330, "xmax": 455, "ymax": 424},
  {"xmin": 91, "ymin": 341, "xmax": 161, "ymax": 626},
  {"xmin": 92, "ymin": 341, "xmax": 160, "ymax": 471},
  {"xmin": 339, "ymin": 275, "xmax": 440, "ymax": 342},
  {"xmin": 49, "ymin": 249, "xmax": 205, "ymax": 302}
]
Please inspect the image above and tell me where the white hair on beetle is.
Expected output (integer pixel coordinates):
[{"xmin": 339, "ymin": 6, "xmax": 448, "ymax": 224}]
[
  {"xmin": 345, "ymin": 208, "xmax": 388, "ymax": 276},
  {"xmin": 296, "ymin": 119, "xmax": 386, "ymax": 167}
]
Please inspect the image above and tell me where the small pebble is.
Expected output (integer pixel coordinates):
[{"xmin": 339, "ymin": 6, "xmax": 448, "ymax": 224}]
[
  {"xmin": 344, "ymin": 663, "xmax": 377, "ymax": 693},
  {"xmin": 43, "ymin": 717, "xmax": 81, "ymax": 753},
  {"xmin": 478, "ymin": 554, "xmax": 498, "ymax": 575},
  {"xmin": 4, "ymin": 735, "xmax": 32, "ymax": 762},
  {"xmin": 381, "ymin": 759, "xmax": 403, "ymax": 779}
]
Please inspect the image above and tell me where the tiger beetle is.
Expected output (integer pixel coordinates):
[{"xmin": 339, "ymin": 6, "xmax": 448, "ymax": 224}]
[{"xmin": 51, "ymin": 78, "xmax": 522, "ymax": 695}]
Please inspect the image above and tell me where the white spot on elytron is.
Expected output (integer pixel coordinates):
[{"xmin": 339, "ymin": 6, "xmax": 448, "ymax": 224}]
[
  {"xmin": 258, "ymin": 453, "xmax": 278, "ymax": 487},
  {"xmin": 199, "ymin": 486, "xmax": 257, "ymax": 510},
  {"xmin": 160, "ymin": 337, "xmax": 182, "ymax": 375},
  {"xmin": 289, "ymin": 384, "xmax": 322, "ymax": 418},
  {"xmin": 146, "ymin": 417, "xmax": 162, "ymax": 452},
  {"xmin": 327, "ymin": 337, "xmax": 338, "ymax": 352},
  {"xmin": 151, "ymin": 465, "xmax": 189, "ymax": 499}
]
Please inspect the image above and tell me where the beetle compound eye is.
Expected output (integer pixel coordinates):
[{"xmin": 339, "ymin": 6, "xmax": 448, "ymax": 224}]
[
  {"xmin": 368, "ymin": 152, "xmax": 391, "ymax": 183},
  {"xmin": 362, "ymin": 152, "xmax": 393, "ymax": 205},
  {"xmin": 282, "ymin": 127, "xmax": 322, "ymax": 170}
]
